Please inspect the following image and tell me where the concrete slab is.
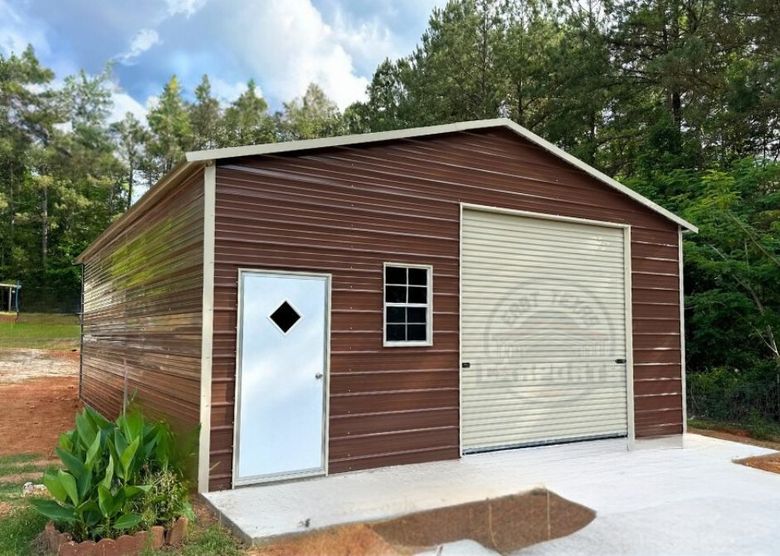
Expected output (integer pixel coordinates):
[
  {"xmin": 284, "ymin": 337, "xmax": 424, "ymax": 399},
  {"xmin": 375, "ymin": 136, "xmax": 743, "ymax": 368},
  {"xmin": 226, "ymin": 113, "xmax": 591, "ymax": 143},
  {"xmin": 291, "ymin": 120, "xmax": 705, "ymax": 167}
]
[{"xmin": 203, "ymin": 434, "xmax": 779, "ymax": 553}]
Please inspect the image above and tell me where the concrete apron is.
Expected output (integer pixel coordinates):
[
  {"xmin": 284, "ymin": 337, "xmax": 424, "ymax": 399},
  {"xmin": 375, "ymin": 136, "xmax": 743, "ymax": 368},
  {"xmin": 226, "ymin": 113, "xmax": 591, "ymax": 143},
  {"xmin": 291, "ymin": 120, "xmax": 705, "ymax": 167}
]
[{"xmin": 202, "ymin": 434, "xmax": 776, "ymax": 548}]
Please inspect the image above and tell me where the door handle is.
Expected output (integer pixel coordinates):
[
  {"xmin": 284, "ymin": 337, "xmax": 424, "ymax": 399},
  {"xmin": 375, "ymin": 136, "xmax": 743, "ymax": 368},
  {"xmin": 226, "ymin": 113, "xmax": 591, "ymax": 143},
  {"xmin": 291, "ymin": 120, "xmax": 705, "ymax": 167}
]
[
  {"xmin": 615, "ymin": 358, "xmax": 626, "ymax": 364},
  {"xmin": 314, "ymin": 373, "xmax": 323, "ymax": 380}
]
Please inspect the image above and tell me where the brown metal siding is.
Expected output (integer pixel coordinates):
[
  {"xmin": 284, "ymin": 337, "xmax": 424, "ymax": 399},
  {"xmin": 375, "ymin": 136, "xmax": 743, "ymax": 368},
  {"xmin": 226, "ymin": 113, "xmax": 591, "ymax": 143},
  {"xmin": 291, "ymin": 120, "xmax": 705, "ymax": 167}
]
[
  {"xmin": 81, "ymin": 169, "xmax": 204, "ymax": 430},
  {"xmin": 209, "ymin": 128, "xmax": 682, "ymax": 490}
]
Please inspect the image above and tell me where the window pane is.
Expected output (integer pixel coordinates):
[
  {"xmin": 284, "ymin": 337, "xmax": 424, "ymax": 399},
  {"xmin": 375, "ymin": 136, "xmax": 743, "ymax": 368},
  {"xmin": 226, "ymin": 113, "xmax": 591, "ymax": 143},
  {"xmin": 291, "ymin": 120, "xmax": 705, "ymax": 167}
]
[
  {"xmin": 407, "ymin": 307, "xmax": 427, "ymax": 323},
  {"xmin": 386, "ymin": 324, "xmax": 405, "ymax": 342},
  {"xmin": 407, "ymin": 324, "xmax": 427, "ymax": 341},
  {"xmin": 408, "ymin": 268, "xmax": 428, "ymax": 286},
  {"xmin": 385, "ymin": 266, "xmax": 407, "ymax": 285},
  {"xmin": 408, "ymin": 286, "xmax": 427, "ymax": 304},
  {"xmin": 385, "ymin": 285, "xmax": 407, "ymax": 303},
  {"xmin": 387, "ymin": 306, "xmax": 405, "ymax": 323}
]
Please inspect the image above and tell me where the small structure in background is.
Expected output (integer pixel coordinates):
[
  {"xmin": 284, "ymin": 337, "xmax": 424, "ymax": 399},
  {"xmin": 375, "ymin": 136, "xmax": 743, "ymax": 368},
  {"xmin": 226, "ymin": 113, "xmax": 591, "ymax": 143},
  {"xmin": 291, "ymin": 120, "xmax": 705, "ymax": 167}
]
[{"xmin": 0, "ymin": 282, "xmax": 21, "ymax": 314}]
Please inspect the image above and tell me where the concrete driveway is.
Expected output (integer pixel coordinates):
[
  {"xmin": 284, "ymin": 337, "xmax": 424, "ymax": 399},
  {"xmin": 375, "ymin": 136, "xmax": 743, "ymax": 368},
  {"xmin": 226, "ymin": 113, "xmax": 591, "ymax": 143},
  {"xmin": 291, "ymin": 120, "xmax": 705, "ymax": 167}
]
[
  {"xmin": 518, "ymin": 435, "xmax": 780, "ymax": 555},
  {"xmin": 205, "ymin": 434, "xmax": 780, "ymax": 554}
]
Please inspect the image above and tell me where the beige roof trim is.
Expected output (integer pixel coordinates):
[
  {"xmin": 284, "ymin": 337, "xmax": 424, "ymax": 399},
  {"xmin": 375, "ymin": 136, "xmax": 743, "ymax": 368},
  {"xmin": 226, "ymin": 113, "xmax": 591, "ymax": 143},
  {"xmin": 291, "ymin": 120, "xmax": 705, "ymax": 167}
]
[
  {"xmin": 187, "ymin": 118, "xmax": 696, "ymax": 232},
  {"xmin": 75, "ymin": 161, "xmax": 202, "ymax": 263}
]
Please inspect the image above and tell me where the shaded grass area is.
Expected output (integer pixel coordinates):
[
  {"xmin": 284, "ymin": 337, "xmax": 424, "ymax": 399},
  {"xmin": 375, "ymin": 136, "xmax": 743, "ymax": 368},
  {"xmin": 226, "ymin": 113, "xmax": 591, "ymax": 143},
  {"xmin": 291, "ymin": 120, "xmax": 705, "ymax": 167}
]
[
  {"xmin": 0, "ymin": 313, "xmax": 80, "ymax": 350},
  {"xmin": 0, "ymin": 453, "xmax": 51, "ymax": 556},
  {"xmin": 154, "ymin": 524, "xmax": 243, "ymax": 556},
  {"xmin": 0, "ymin": 506, "xmax": 48, "ymax": 556},
  {"xmin": 689, "ymin": 417, "xmax": 780, "ymax": 445}
]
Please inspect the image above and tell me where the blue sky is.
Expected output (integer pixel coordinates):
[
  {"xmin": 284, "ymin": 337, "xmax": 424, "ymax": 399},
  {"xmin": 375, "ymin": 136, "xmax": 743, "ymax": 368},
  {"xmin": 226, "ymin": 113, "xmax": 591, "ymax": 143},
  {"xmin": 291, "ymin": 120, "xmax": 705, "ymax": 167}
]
[{"xmin": 0, "ymin": 0, "xmax": 444, "ymax": 119}]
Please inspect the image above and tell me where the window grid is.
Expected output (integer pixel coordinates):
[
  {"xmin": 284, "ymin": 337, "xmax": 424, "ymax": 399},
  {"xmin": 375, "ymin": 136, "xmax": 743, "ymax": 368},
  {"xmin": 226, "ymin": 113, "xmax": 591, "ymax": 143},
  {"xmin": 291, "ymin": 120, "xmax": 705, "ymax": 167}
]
[{"xmin": 383, "ymin": 264, "xmax": 432, "ymax": 346}]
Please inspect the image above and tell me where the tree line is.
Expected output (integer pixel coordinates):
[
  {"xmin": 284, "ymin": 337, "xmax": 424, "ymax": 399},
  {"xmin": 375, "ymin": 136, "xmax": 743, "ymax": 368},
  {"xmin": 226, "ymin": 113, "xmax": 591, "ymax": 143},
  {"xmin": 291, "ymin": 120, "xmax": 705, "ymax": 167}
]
[{"xmin": 1, "ymin": 0, "xmax": 778, "ymax": 427}]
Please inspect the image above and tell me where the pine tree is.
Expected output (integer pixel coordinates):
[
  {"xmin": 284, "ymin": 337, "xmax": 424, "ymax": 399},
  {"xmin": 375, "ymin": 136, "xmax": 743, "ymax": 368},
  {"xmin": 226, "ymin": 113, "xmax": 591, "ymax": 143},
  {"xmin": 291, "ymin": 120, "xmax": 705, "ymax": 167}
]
[
  {"xmin": 189, "ymin": 75, "xmax": 223, "ymax": 150},
  {"xmin": 146, "ymin": 75, "xmax": 192, "ymax": 177},
  {"xmin": 277, "ymin": 83, "xmax": 345, "ymax": 141},
  {"xmin": 222, "ymin": 79, "xmax": 274, "ymax": 146}
]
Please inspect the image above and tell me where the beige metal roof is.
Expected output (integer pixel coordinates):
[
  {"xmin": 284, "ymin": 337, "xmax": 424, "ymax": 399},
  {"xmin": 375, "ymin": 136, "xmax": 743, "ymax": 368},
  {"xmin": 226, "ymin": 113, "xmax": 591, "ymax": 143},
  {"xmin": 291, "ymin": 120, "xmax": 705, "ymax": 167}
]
[{"xmin": 187, "ymin": 118, "xmax": 697, "ymax": 232}]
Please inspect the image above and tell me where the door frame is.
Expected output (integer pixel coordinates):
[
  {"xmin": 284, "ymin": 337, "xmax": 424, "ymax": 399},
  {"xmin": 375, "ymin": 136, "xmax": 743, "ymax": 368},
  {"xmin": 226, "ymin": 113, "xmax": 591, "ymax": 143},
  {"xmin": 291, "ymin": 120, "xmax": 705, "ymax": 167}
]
[
  {"xmin": 232, "ymin": 268, "xmax": 332, "ymax": 487},
  {"xmin": 458, "ymin": 203, "xmax": 636, "ymax": 455}
]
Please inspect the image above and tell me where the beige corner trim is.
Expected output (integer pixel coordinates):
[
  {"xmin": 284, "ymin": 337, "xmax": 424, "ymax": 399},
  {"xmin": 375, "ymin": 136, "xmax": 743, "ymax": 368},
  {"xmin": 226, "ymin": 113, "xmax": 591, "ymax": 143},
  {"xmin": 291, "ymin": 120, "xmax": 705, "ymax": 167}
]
[
  {"xmin": 679, "ymin": 227, "xmax": 688, "ymax": 433},
  {"xmin": 198, "ymin": 163, "xmax": 216, "ymax": 492}
]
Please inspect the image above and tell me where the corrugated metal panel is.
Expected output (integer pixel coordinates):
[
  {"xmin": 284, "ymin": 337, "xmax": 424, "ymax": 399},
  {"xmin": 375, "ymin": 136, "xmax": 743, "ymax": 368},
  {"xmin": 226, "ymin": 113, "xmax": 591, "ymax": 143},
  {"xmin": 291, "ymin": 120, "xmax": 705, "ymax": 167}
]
[
  {"xmin": 81, "ymin": 169, "xmax": 204, "ymax": 430},
  {"xmin": 209, "ymin": 128, "xmax": 682, "ymax": 491},
  {"xmin": 461, "ymin": 209, "xmax": 628, "ymax": 451}
]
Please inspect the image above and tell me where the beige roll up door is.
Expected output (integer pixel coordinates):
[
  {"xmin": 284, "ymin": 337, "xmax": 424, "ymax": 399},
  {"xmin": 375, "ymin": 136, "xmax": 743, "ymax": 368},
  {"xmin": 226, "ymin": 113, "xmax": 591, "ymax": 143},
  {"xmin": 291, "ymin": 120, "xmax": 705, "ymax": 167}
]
[{"xmin": 461, "ymin": 208, "xmax": 630, "ymax": 452}]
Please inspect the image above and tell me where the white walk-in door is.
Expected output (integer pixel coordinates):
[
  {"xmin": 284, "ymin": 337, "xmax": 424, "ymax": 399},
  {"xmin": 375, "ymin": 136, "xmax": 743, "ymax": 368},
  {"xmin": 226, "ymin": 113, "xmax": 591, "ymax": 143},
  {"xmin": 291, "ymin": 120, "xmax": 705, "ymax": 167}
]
[
  {"xmin": 234, "ymin": 270, "xmax": 329, "ymax": 485},
  {"xmin": 461, "ymin": 208, "xmax": 630, "ymax": 452}
]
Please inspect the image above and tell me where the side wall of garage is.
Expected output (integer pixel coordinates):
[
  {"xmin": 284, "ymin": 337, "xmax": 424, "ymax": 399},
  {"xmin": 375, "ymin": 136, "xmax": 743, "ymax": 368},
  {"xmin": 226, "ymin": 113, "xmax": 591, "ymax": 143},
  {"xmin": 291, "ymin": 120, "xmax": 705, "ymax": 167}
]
[
  {"xmin": 80, "ymin": 168, "xmax": 205, "ymax": 430},
  {"xmin": 208, "ymin": 128, "xmax": 682, "ymax": 491}
]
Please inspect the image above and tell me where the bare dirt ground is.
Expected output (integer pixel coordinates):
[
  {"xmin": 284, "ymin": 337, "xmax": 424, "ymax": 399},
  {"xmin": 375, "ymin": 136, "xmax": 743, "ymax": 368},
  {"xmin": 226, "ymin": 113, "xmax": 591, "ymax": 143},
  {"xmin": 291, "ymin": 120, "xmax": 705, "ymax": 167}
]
[
  {"xmin": 690, "ymin": 426, "xmax": 780, "ymax": 475},
  {"xmin": 0, "ymin": 349, "xmax": 80, "ymax": 457},
  {"xmin": 0, "ymin": 348, "xmax": 80, "ymax": 383}
]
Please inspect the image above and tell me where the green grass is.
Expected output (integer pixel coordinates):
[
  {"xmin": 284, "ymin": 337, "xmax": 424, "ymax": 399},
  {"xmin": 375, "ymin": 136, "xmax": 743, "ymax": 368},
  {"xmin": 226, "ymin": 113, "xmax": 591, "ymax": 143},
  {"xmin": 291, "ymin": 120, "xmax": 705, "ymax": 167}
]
[
  {"xmin": 0, "ymin": 313, "xmax": 80, "ymax": 349},
  {"xmin": 0, "ymin": 454, "xmax": 39, "ymax": 466},
  {"xmin": 141, "ymin": 523, "xmax": 244, "ymax": 556},
  {"xmin": 0, "ymin": 505, "xmax": 48, "ymax": 556},
  {"xmin": 688, "ymin": 417, "xmax": 780, "ymax": 441},
  {"xmin": 178, "ymin": 524, "xmax": 243, "ymax": 556},
  {"xmin": 0, "ymin": 454, "xmax": 54, "ymax": 556}
]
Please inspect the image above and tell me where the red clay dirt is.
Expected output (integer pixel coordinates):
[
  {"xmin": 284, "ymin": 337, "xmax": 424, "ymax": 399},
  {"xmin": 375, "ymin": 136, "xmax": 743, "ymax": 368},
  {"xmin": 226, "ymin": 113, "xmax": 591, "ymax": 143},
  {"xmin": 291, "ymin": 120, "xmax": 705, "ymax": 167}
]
[
  {"xmin": 249, "ymin": 490, "xmax": 595, "ymax": 556},
  {"xmin": 0, "ymin": 375, "xmax": 80, "ymax": 457},
  {"xmin": 736, "ymin": 453, "xmax": 780, "ymax": 475}
]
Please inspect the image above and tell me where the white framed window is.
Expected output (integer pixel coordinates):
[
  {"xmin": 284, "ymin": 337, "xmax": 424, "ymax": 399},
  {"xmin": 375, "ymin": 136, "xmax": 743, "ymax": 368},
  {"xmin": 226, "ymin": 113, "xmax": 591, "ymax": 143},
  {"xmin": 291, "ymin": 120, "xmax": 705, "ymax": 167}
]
[{"xmin": 383, "ymin": 263, "xmax": 433, "ymax": 347}]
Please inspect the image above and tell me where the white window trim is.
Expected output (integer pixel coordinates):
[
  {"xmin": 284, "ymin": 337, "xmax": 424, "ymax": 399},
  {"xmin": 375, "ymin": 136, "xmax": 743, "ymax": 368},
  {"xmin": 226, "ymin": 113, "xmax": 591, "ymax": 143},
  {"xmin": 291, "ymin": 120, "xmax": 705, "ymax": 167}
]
[{"xmin": 383, "ymin": 262, "xmax": 433, "ymax": 347}]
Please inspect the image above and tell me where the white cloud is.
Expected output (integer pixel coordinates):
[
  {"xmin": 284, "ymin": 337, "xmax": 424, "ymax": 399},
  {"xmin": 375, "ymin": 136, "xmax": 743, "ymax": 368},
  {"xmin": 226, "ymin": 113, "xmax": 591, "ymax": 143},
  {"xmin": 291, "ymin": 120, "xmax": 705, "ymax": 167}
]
[
  {"xmin": 108, "ymin": 90, "xmax": 148, "ymax": 123},
  {"xmin": 165, "ymin": 0, "xmax": 208, "ymax": 18},
  {"xmin": 222, "ymin": 0, "xmax": 370, "ymax": 110},
  {"xmin": 210, "ymin": 77, "xmax": 248, "ymax": 103},
  {"xmin": 118, "ymin": 28, "xmax": 160, "ymax": 63},
  {"xmin": 331, "ymin": 8, "xmax": 399, "ymax": 70}
]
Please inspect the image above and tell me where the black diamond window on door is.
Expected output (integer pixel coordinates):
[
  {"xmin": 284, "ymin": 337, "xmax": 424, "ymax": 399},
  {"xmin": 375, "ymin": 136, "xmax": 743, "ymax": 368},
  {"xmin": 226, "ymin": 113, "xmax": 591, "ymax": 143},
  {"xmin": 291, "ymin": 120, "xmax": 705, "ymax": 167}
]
[{"xmin": 269, "ymin": 301, "xmax": 301, "ymax": 333}]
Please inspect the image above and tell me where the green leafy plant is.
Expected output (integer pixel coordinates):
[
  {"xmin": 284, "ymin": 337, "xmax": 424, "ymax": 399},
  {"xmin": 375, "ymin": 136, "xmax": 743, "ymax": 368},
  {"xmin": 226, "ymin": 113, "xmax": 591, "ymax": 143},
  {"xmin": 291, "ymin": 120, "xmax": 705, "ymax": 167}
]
[
  {"xmin": 134, "ymin": 467, "xmax": 193, "ymax": 530},
  {"xmin": 30, "ymin": 407, "xmax": 188, "ymax": 542}
]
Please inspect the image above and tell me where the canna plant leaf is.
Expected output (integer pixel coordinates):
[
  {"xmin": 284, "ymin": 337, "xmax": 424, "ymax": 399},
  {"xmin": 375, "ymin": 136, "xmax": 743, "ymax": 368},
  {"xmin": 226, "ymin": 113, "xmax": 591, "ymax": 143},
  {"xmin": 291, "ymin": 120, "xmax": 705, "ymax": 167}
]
[
  {"xmin": 58, "ymin": 470, "xmax": 79, "ymax": 506},
  {"xmin": 113, "ymin": 513, "xmax": 142, "ymax": 530},
  {"xmin": 101, "ymin": 454, "xmax": 114, "ymax": 489},
  {"xmin": 56, "ymin": 447, "xmax": 86, "ymax": 480},
  {"xmin": 30, "ymin": 499, "xmax": 77, "ymax": 524},
  {"xmin": 42, "ymin": 470, "xmax": 68, "ymax": 504}
]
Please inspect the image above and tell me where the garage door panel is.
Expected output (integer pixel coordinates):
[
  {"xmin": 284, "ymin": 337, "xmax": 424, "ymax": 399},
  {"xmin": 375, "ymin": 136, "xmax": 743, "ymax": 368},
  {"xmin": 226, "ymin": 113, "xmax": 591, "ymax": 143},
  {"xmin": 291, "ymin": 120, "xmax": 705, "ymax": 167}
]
[
  {"xmin": 462, "ymin": 244, "xmax": 627, "ymax": 266},
  {"xmin": 461, "ymin": 209, "xmax": 630, "ymax": 452},
  {"xmin": 464, "ymin": 399, "xmax": 630, "ymax": 420},
  {"xmin": 464, "ymin": 423, "xmax": 628, "ymax": 449},
  {"xmin": 462, "ymin": 259, "xmax": 626, "ymax": 277},
  {"xmin": 463, "ymin": 218, "xmax": 623, "ymax": 243}
]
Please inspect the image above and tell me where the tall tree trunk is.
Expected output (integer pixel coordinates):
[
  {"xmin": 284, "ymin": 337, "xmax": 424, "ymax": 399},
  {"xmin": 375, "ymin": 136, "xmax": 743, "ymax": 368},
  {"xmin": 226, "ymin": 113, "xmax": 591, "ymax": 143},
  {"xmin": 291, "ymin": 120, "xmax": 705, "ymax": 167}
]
[
  {"xmin": 41, "ymin": 185, "xmax": 48, "ymax": 270},
  {"xmin": 127, "ymin": 161, "xmax": 134, "ymax": 210}
]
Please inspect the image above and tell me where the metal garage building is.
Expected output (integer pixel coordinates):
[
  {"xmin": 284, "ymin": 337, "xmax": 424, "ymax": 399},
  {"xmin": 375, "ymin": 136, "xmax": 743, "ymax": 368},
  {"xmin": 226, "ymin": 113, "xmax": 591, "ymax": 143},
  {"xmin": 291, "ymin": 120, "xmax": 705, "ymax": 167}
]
[{"xmin": 76, "ymin": 119, "xmax": 697, "ymax": 493}]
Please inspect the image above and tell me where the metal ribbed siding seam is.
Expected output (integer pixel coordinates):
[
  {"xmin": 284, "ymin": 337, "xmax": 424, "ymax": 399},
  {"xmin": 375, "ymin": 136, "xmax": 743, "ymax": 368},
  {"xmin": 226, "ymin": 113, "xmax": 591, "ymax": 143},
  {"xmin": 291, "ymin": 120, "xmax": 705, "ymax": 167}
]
[{"xmin": 80, "ymin": 169, "xmax": 205, "ymax": 431}]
